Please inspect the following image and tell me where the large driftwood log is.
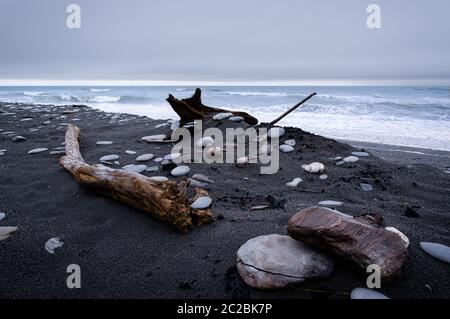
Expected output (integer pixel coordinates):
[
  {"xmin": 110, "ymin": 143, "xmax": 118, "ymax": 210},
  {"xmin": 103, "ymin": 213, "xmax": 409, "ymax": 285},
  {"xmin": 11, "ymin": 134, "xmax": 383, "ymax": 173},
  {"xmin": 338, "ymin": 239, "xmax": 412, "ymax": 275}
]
[
  {"xmin": 59, "ymin": 124, "xmax": 214, "ymax": 232},
  {"xmin": 167, "ymin": 88, "xmax": 258, "ymax": 125}
]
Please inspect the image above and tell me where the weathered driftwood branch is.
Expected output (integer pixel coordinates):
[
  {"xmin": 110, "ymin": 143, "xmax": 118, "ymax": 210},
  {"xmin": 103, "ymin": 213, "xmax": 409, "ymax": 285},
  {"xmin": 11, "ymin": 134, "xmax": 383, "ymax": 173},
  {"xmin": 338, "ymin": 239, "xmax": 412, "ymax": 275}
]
[
  {"xmin": 269, "ymin": 92, "xmax": 317, "ymax": 125},
  {"xmin": 59, "ymin": 124, "xmax": 214, "ymax": 233},
  {"xmin": 167, "ymin": 88, "xmax": 258, "ymax": 125}
]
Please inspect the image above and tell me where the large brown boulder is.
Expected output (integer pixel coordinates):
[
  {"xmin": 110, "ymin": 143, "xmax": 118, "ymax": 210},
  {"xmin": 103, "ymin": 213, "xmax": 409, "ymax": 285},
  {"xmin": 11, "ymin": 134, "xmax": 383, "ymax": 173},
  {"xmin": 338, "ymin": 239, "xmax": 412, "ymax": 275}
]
[{"xmin": 287, "ymin": 207, "xmax": 408, "ymax": 281}]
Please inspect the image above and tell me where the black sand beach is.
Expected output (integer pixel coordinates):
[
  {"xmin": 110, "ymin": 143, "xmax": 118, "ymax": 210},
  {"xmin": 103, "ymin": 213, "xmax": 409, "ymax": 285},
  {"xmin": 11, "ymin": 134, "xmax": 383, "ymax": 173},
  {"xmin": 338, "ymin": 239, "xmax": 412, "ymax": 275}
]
[{"xmin": 0, "ymin": 101, "xmax": 449, "ymax": 298}]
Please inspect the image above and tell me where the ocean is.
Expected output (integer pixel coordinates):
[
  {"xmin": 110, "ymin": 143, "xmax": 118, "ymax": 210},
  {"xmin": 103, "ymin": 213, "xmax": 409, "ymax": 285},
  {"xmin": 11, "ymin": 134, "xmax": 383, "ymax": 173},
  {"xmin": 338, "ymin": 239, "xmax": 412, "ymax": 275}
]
[{"xmin": 1, "ymin": 86, "xmax": 449, "ymax": 151}]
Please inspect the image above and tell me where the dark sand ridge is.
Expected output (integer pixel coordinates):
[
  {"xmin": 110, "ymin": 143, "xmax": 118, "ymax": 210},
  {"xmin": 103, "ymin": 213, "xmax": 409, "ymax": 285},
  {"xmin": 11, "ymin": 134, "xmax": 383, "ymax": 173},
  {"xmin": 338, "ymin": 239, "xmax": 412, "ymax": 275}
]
[{"xmin": 0, "ymin": 102, "xmax": 449, "ymax": 298}]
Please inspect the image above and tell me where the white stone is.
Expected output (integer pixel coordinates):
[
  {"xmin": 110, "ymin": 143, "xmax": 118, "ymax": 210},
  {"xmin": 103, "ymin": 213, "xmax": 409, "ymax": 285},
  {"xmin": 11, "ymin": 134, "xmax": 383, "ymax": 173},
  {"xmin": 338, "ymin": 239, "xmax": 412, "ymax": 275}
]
[
  {"xmin": 141, "ymin": 134, "xmax": 167, "ymax": 142},
  {"xmin": 420, "ymin": 242, "xmax": 450, "ymax": 264},
  {"xmin": 12, "ymin": 135, "xmax": 26, "ymax": 142},
  {"xmin": 279, "ymin": 144, "xmax": 294, "ymax": 153},
  {"xmin": 100, "ymin": 154, "xmax": 119, "ymax": 161},
  {"xmin": 286, "ymin": 177, "xmax": 303, "ymax": 188},
  {"xmin": 122, "ymin": 164, "xmax": 147, "ymax": 174},
  {"xmin": 45, "ymin": 238, "xmax": 64, "ymax": 254},
  {"xmin": 0, "ymin": 226, "xmax": 17, "ymax": 241},
  {"xmin": 352, "ymin": 151, "xmax": 370, "ymax": 157},
  {"xmin": 343, "ymin": 156, "xmax": 359, "ymax": 163},
  {"xmin": 213, "ymin": 112, "xmax": 233, "ymax": 120},
  {"xmin": 236, "ymin": 234, "xmax": 333, "ymax": 289},
  {"xmin": 96, "ymin": 141, "xmax": 113, "ymax": 145},
  {"xmin": 319, "ymin": 174, "xmax": 328, "ymax": 180},
  {"xmin": 228, "ymin": 116, "xmax": 244, "ymax": 122},
  {"xmin": 360, "ymin": 183, "xmax": 373, "ymax": 191},
  {"xmin": 0, "ymin": 212, "xmax": 5, "ymax": 221},
  {"xmin": 146, "ymin": 166, "xmax": 159, "ymax": 172},
  {"xmin": 192, "ymin": 174, "xmax": 214, "ymax": 183},
  {"xmin": 268, "ymin": 127, "xmax": 285, "ymax": 138},
  {"xmin": 136, "ymin": 153, "xmax": 154, "ymax": 162},
  {"xmin": 28, "ymin": 148, "xmax": 48, "ymax": 154},
  {"xmin": 284, "ymin": 139, "xmax": 296, "ymax": 147},
  {"xmin": 351, "ymin": 288, "xmax": 389, "ymax": 300},
  {"xmin": 385, "ymin": 227, "xmax": 410, "ymax": 248},
  {"xmin": 171, "ymin": 165, "xmax": 190, "ymax": 176},
  {"xmin": 154, "ymin": 157, "xmax": 163, "ymax": 162},
  {"xmin": 190, "ymin": 196, "xmax": 212, "ymax": 209},
  {"xmin": 125, "ymin": 150, "xmax": 136, "ymax": 155},
  {"xmin": 163, "ymin": 152, "xmax": 181, "ymax": 161},
  {"xmin": 301, "ymin": 162, "xmax": 325, "ymax": 174},
  {"xmin": 318, "ymin": 200, "xmax": 343, "ymax": 206},
  {"xmin": 195, "ymin": 136, "xmax": 214, "ymax": 148},
  {"xmin": 149, "ymin": 176, "xmax": 168, "ymax": 182}
]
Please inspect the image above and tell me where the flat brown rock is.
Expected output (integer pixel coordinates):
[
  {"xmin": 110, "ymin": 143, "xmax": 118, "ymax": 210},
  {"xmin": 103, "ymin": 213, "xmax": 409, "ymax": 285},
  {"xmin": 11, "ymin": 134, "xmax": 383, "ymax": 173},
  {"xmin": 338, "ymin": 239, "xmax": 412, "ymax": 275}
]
[{"xmin": 288, "ymin": 207, "xmax": 408, "ymax": 281}]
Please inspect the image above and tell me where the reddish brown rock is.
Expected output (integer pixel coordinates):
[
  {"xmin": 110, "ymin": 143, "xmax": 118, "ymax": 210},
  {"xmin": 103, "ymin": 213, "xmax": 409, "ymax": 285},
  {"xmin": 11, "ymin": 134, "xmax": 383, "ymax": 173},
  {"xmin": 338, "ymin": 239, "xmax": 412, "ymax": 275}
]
[{"xmin": 287, "ymin": 207, "xmax": 408, "ymax": 281}]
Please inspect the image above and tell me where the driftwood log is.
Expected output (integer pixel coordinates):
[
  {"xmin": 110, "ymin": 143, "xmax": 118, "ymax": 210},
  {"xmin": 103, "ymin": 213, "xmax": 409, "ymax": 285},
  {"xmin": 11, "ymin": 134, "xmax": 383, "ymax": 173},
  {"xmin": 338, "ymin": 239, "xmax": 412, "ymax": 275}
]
[
  {"xmin": 59, "ymin": 124, "xmax": 214, "ymax": 233},
  {"xmin": 167, "ymin": 88, "xmax": 258, "ymax": 125}
]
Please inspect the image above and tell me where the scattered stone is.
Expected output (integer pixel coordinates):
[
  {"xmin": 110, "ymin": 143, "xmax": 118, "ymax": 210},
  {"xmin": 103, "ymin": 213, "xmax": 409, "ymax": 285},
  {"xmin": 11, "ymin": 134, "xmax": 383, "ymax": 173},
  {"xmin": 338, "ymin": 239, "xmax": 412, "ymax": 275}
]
[
  {"xmin": 228, "ymin": 116, "xmax": 244, "ymax": 122},
  {"xmin": 288, "ymin": 207, "xmax": 409, "ymax": 280},
  {"xmin": 188, "ymin": 178, "xmax": 208, "ymax": 188},
  {"xmin": 420, "ymin": 242, "xmax": 450, "ymax": 264},
  {"xmin": 284, "ymin": 139, "xmax": 296, "ymax": 147},
  {"xmin": 279, "ymin": 144, "xmax": 294, "ymax": 153},
  {"xmin": 125, "ymin": 150, "xmax": 136, "ymax": 155},
  {"xmin": 405, "ymin": 206, "xmax": 420, "ymax": 218},
  {"xmin": 149, "ymin": 176, "xmax": 169, "ymax": 182},
  {"xmin": 28, "ymin": 148, "xmax": 49, "ymax": 154},
  {"xmin": 268, "ymin": 127, "xmax": 285, "ymax": 138},
  {"xmin": 141, "ymin": 134, "xmax": 167, "ymax": 142},
  {"xmin": 50, "ymin": 150, "xmax": 65, "ymax": 155},
  {"xmin": 136, "ymin": 153, "xmax": 154, "ymax": 162},
  {"xmin": 42, "ymin": 120, "xmax": 51, "ymax": 125},
  {"xmin": 100, "ymin": 160, "xmax": 114, "ymax": 166},
  {"xmin": 213, "ymin": 112, "xmax": 233, "ymax": 120},
  {"xmin": 191, "ymin": 174, "xmax": 214, "ymax": 183},
  {"xmin": 122, "ymin": 164, "xmax": 147, "ymax": 174},
  {"xmin": 319, "ymin": 174, "xmax": 328, "ymax": 180},
  {"xmin": 45, "ymin": 238, "xmax": 64, "ymax": 254},
  {"xmin": 286, "ymin": 177, "xmax": 303, "ymax": 188},
  {"xmin": 350, "ymin": 288, "xmax": 389, "ymax": 300},
  {"xmin": 12, "ymin": 135, "xmax": 26, "ymax": 142},
  {"xmin": 154, "ymin": 157, "xmax": 163, "ymax": 162},
  {"xmin": 334, "ymin": 156, "xmax": 343, "ymax": 161},
  {"xmin": 352, "ymin": 151, "xmax": 370, "ymax": 157},
  {"xmin": 336, "ymin": 161, "xmax": 345, "ymax": 166},
  {"xmin": 360, "ymin": 183, "xmax": 373, "ymax": 191},
  {"xmin": 171, "ymin": 165, "xmax": 190, "ymax": 176},
  {"xmin": 191, "ymin": 196, "xmax": 212, "ymax": 209},
  {"xmin": 100, "ymin": 154, "xmax": 119, "ymax": 161},
  {"xmin": 301, "ymin": 162, "xmax": 325, "ymax": 174},
  {"xmin": 249, "ymin": 205, "xmax": 271, "ymax": 211},
  {"xmin": 20, "ymin": 118, "xmax": 33, "ymax": 122},
  {"xmin": 236, "ymin": 234, "xmax": 333, "ymax": 289},
  {"xmin": 343, "ymin": 156, "xmax": 359, "ymax": 163},
  {"xmin": 318, "ymin": 200, "xmax": 343, "ymax": 206},
  {"xmin": 96, "ymin": 141, "xmax": 114, "ymax": 145},
  {"xmin": 0, "ymin": 212, "xmax": 5, "ymax": 221},
  {"xmin": 146, "ymin": 165, "xmax": 159, "ymax": 172},
  {"xmin": 0, "ymin": 226, "xmax": 17, "ymax": 241},
  {"xmin": 164, "ymin": 152, "xmax": 181, "ymax": 161}
]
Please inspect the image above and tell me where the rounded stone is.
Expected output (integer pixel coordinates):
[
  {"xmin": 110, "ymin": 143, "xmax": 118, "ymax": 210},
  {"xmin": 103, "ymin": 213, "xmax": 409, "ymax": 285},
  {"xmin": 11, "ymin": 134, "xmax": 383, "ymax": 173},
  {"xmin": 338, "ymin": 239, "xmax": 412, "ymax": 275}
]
[
  {"xmin": 268, "ymin": 127, "xmax": 285, "ymax": 138},
  {"xmin": 28, "ymin": 148, "xmax": 49, "ymax": 154},
  {"xmin": 171, "ymin": 165, "xmax": 190, "ymax": 177},
  {"xmin": 279, "ymin": 144, "xmax": 294, "ymax": 153},
  {"xmin": 136, "ymin": 153, "xmax": 154, "ymax": 162},
  {"xmin": 100, "ymin": 154, "xmax": 119, "ymax": 161},
  {"xmin": 350, "ymin": 288, "xmax": 389, "ymax": 300},
  {"xmin": 190, "ymin": 196, "xmax": 212, "ymax": 209}
]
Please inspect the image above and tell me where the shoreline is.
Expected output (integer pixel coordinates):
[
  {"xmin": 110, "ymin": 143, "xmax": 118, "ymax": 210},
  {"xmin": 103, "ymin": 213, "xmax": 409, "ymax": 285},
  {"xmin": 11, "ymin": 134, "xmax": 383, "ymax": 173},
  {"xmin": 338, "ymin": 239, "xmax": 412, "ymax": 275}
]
[{"xmin": 1, "ymin": 101, "xmax": 449, "ymax": 298}]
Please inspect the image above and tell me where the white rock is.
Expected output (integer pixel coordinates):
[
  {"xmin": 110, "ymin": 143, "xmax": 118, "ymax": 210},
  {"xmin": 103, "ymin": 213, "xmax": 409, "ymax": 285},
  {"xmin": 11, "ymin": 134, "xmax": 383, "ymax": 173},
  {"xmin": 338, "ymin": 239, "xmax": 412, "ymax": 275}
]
[
  {"xmin": 236, "ymin": 234, "xmax": 333, "ymax": 289},
  {"xmin": 268, "ymin": 127, "xmax": 285, "ymax": 138},
  {"xmin": 420, "ymin": 242, "xmax": 450, "ymax": 264},
  {"xmin": 351, "ymin": 288, "xmax": 389, "ymax": 299},
  {"xmin": 154, "ymin": 157, "xmax": 163, "ymax": 162},
  {"xmin": 0, "ymin": 226, "xmax": 17, "ymax": 241},
  {"xmin": 123, "ymin": 164, "xmax": 147, "ymax": 174},
  {"xmin": 279, "ymin": 144, "xmax": 294, "ymax": 153},
  {"xmin": 286, "ymin": 177, "xmax": 303, "ymax": 187},
  {"xmin": 136, "ymin": 153, "xmax": 154, "ymax": 162},
  {"xmin": 343, "ymin": 156, "xmax": 359, "ymax": 163},
  {"xmin": 100, "ymin": 154, "xmax": 119, "ymax": 161},
  {"xmin": 318, "ymin": 200, "xmax": 343, "ymax": 206},
  {"xmin": 141, "ymin": 134, "xmax": 167, "ymax": 142},
  {"xmin": 195, "ymin": 136, "xmax": 214, "ymax": 148},
  {"xmin": 352, "ymin": 151, "xmax": 370, "ymax": 157},
  {"xmin": 28, "ymin": 148, "xmax": 49, "ymax": 154},
  {"xmin": 191, "ymin": 174, "xmax": 214, "ymax": 183},
  {"xmin": 125, "ymin": 150, "xmax": 136, "ymax": 155},
  {"xmin": 228, "ymin": 116, "xmax": 244, "ymax": 122},
  {"xmin": 12, "ymin": 135, "xmax": 26, "ymax": 142},
  {"xmin": 188, "ymin": 178, "xmax": 208, "ymax": 188},
  {"xmin": 0, "ymin": 212, "xmax": 5, "ymax": 221},
  {"xmin": 96, "ymin": 141, "xmax": 113, "ymax": 145},
  {"xmin": 319, "ymin": 174, "xmax": 328, "ymax": 180},
  {"xmin": 284, "ymin": 139, "xmax": 296, "ymax": 147},
  {"xmin": 171, "ymin": 165, "xmax": 190, "ymax": 176},
  {"xmin": 45, "ymin": 238, "xmax": 64, "ymax": 254},
  {"xmin": 149, "ymin": 176, "xmax": 168, "ymax": 182},
  {"xmin": 301, "ymin": 162, "xmax": 325, "ymax": 174},
  {"xmin": 164, "ymin": 152, "xmax": 181, "ymax": 161},
  {"xmin": 146, "ymin": 165, "xmax": 159, "ymax": 172},
  {"xmin": 213, "ymin": 112, "xmax": 233, "ymax": 120},
  {"xmin": 360, "ymin": 183, "xmax": 373, "ymax": 191},
  {"xmin": 191, "ymin": 196, "xmax": 212, "ymax": 209},
  {"xmin": 385, "ymin": 227, "xmax": 410, "ymax": 248}
]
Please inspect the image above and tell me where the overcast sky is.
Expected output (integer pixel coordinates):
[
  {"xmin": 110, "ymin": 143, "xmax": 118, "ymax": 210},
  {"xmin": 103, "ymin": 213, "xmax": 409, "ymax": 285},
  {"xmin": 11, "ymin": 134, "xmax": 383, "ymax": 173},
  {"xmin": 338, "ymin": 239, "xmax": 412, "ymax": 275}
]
[{"xmin": 1, "ymin": 0, "xmax": 450, "ymax": 85}]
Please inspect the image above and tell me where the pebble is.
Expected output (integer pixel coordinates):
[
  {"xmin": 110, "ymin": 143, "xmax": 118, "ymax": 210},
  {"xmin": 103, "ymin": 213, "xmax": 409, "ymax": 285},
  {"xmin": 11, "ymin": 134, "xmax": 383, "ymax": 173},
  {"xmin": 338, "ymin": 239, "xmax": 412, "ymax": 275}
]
[
  {"xmin": 0, "ymin": 226, "xmax": 17, "ymax": 241},
  {"xmin": 154, "ymin": 157, "xmax": 163, "ymax": 162},
  {"xmin": 279, "ymin": 144, "xmax": 294, "ymax": 153},
  {"xmin": 301, "ymin": 162, "xmax": 325, "ymax": 174},
  {"xmin": 125, "ymin": 150, "xmax": 136, "ymax": 155},
  {"xmin": 123, "ymin": 164, "xmax": 147, "ymax": 174},
  {"xmin": 228, "ymin": 116, "xmax": 244, "ymax": 122},
  {"xmin": 268, "ymin": 127, "xmax": 285, "ymax": 138},
  {"xmin": 188, "ymin": 178, "xmax": 208, "ymax": 188},
  {"xmin": 213, "ymin": 112, "xmax": 233, "ymax": 120},
  {"xmin": 350, "ymin": 288, "xmax": 389, "ymax": 300},
  {"xmin": 190, "ymin": 196, "xmax": 212, "ymax": 209},
  {"xmin": 20, "ymin": 118, "xmax": 33, "ymax": 122},
  {"xmin": 318, "ymin": 200, "xmax": 343, "ymax": 206},
  {"xmin": 420, "ymin": 242, "xmax": 450, "ymax": 264},
  {"xmin": 96, "ymin": 141, "xmax": 113, "ymax": 145},
  {"xmin": 45, "ymin": 238, "xmax": 64, "ymax": 254},
  {"xmin": 286, "ymin": 177, "xmax": 303, "ymax": 187},
  {"xmin": 100, "ymin": 154, "xmax": 119, "ymax": 161},
  {"xmin": 12, "ymin": 135, "xmax": 26, "ymax": 142},
  {"xmin": 28, "ymin": 148, "xmax": 49, "ymax": 154},
  {"xmin": 50, "ymin": 150, "xmax": 65, "ymax": 155},
  {"xmin": 171, "ymin": 165, "xmax": 190, "ymax": 176},
  {"xmin": 149, "ymin": 176, "xmax": 169, "ymax": 182},
  {"xmin": 141, "ymin": 134, "xmax": 167, "ymax": 142},
  {"xmin": 191, "ymin": 174, "xmax": 214, "ymax": 183},
  {"xmin": 284, "ymin": 139, "xmax": 296, "ymax": 146},
  {"xmin": 334, "ymin": 156, "xmax": 343, "ymax": 161},
  {"xmin": 319, "ymin": 174, "xmax": 328, "ymax": 180},
  {"xmin": 343, "ymin": 156, "xmax": 359, "ymax": 163},
  {"xmin": 164, "ymin": 152, "xmax": 181, "ymax": 161},
  {"xmin": 336, "ymin": 161, "xmax": 345, "ymax": 166},
  {"xmin": 0, "ymin": 212, "xmax": 5, "ymax": 221},
  {"xmin": 136, "ymin": 153, "xmax": 154, "ymax": 162},
  {"xmin": 146, "ymin": 166, "xmax": 159, "ymax": 172},
  {"xmin": 360, "ymin": 183, "xmax": 373, "ymax": 191},
  {"xmin": 352, "ymin": 151, "xmax": 370, "ymax": 157}
]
